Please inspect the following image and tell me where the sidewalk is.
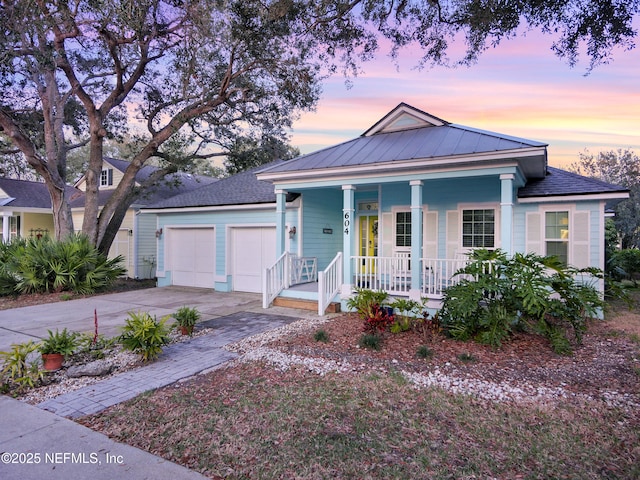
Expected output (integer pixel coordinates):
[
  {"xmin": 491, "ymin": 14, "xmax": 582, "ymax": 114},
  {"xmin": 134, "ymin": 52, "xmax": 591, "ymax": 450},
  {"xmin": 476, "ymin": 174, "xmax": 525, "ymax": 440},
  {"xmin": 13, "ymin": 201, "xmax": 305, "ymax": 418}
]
[{"xmin": 1, "ymin": 300, "xmax": 309, "ymax": 480}]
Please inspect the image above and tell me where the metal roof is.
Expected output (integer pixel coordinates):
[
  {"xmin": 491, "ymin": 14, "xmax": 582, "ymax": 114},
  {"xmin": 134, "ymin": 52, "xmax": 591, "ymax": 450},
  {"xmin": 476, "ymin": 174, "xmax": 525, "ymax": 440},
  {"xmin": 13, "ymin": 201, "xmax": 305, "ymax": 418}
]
[{"xmin": 259, "ymin": 104, "xmax": 548, "ymax": 180}]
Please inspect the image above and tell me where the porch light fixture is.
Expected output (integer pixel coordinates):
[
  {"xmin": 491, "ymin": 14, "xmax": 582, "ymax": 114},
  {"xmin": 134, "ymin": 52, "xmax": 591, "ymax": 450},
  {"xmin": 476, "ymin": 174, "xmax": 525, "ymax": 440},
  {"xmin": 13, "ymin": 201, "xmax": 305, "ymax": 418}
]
[
  {"xmin": 155, "ymin": 228, "xmax": 163, "ymax": 238},
  {"xmin": 288, "ymin": 226, "xmax": 297, "ymax": 239}
]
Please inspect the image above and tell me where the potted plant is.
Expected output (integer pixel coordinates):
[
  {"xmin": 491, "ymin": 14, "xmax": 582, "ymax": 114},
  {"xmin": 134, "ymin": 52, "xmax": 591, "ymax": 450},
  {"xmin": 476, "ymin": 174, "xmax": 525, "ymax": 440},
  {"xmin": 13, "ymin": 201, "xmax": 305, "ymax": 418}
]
[
  {"xmin": 172, "ymin": 306, "xmax": 201, "ymax": 336},
  {"xmin": 38, "ymin": 328, "xmax": 79, "ymax": 371}
]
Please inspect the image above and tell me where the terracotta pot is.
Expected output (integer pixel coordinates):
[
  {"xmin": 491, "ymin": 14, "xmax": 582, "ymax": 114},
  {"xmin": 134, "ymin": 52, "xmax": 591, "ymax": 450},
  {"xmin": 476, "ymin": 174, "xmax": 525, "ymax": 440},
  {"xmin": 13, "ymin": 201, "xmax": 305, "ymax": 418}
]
[
  {"xmin": 179, "ymin": 325, "xmax": 194, "ymax": 335},
  {"xmin": 42, "ymin": 353, "xmax": 64, "ymax": 371}
]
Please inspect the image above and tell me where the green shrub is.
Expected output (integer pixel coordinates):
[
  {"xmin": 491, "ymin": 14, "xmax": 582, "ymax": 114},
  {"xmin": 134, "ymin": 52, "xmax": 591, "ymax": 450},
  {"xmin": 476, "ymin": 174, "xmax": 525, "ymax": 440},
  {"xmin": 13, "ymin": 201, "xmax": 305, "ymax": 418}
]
[
  {"xmin": 313, "ymin": 329, "xmax": 330, "ymax": 343},
  {"xmin": 440, "ymin": 249, "xmax": 604, "ymax": 354},
  {"xmin": 358, "ymin": 333, "xmax": 382, "ymax": 351},
  {"xmin": 389, "ymin": 298, "xmax": 421, "ymax": 333},
  {"xmin": 346, "ymin": 288, "xmax": 389, "ymax": 319},
  {"xmin": 2, "ymin": 234, "xmax": 126, "ymax": 295},
  {"xmin": 0, "ymin": 341, "xmax": 42, "ymax": 391},
  {"xmin": 38, "ymin": 328, "xmax": 80, "ymax": 355},
  {"xmin": 609, "ymin": 249, "xmax": 640, "ymax": 283},
  {"xmin": 120, "ymin": 311, "xmax": 171, "ymax": 361}
]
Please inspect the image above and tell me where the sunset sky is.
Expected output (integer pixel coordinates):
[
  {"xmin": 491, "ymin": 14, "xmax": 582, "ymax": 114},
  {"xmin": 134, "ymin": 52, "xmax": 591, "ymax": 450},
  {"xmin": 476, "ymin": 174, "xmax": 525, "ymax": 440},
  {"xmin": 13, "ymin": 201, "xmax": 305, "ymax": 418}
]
[{"xmin": 290, "ymin": 29, "xmax": 640, "ymax": 169}]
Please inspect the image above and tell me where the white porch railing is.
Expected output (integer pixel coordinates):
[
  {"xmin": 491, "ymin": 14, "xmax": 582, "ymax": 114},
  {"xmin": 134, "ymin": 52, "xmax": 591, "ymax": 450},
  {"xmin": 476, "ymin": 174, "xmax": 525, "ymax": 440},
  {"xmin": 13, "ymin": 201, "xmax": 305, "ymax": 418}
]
[
  {"xmin": 352, "ymin": 255, "xmax": 493, "ymax": 298},
  {"xmin": 263, "ymin": 252, "xmax": 289, "ymax": 309},
  {"xmin": 263, "ymin": 252, "xmax": 319, "ymax": 308},
  {"xmin": 421, "ymin": 258, "xmax": 469, "ymax": 297},
  {"xmin": 421, "ymin": 258, "xmax": 494, "ymax": 297},
  {"xmin": 352, "ymin": 255, "xmax": 412, "ymax": 295},
  {"xmin": 318, "ymin": 252, "xmax": 342, "ymax": 315},
  {"xmin": 290, "ymin": 255, "xmax": 318, "ymax": 285}
]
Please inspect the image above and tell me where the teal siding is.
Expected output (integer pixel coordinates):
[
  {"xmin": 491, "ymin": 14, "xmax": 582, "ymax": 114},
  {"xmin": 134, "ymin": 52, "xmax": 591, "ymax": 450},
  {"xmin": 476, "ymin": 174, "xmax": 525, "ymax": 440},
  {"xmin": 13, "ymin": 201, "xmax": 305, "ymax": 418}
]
[
  {"xmin": 301, "ymin": 190, "xmax": 342, "ymax": 270},
  {"xmin": 136, "ymin": 212, "xmax": 158, "ymax": 279},
  {"xmin": 513, "ymin": 203, "xmax": 539, "ymax": 253}
]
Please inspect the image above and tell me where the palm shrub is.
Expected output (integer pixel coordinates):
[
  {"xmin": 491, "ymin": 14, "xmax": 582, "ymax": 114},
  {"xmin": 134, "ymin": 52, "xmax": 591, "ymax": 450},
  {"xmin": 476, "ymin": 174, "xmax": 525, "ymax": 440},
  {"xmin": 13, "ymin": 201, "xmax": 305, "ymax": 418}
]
[
  {"xmin": 119, "ymin": 311, "xmax": 171, "ymax": 361},
  {"xmin": 0, "ymin": 239, "xmax": 21, "ymax": 296},
  {"xmin": 6, "ymin": 234, "xmax": 125, "ymax": 295},
  {"xmin": 439, "ymin": 249, "xmax": 604, "ymax": 354}
]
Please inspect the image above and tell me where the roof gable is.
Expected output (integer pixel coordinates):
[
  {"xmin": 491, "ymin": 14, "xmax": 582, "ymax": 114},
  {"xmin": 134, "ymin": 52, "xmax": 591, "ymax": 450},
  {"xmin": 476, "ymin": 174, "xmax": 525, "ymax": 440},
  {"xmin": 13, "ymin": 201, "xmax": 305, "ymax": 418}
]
[{"xmin": 363, "ymin": 103, "xmax": 447, "ymax": 136}]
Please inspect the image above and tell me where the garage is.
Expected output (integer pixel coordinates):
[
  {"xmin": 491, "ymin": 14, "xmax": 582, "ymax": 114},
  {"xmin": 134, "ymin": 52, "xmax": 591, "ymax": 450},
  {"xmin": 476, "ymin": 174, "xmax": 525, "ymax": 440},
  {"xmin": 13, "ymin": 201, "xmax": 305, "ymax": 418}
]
[
  {"xmin": 231, "ymin": 227, "xmax": 276, "ymax": 293},
  {"xmin": 169, "ymin": 227, "xmax": 215, "ymax": 288}
]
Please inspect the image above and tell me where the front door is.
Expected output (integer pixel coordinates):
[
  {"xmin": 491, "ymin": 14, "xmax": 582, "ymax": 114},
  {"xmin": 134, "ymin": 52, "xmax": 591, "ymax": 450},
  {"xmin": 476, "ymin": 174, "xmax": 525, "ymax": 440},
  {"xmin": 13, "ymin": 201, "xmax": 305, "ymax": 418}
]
[{"xmin": 359, "ymin": 215, "xmax": 378, "ymax": 273}]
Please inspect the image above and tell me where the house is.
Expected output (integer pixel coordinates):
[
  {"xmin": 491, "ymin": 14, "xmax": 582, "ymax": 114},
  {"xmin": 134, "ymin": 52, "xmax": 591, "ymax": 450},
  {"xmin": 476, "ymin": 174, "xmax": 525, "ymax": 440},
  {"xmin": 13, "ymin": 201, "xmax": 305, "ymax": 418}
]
[
  {"xmin": 71, "ymin": 157, "xmax": 217, "ymax": 278},
  {"xmin": 144, "ymin": 103, "xmax": 629, "ymax": 314},
  {"xmin": 0, "ymin": 177, "xmax": 81, "ymax": 243}
]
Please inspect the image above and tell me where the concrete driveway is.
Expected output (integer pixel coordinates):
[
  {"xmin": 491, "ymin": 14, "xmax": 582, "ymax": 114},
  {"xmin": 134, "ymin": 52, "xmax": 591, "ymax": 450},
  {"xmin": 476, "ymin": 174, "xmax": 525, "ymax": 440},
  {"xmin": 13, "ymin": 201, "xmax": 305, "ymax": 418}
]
[{"xmin": 0, "ymin": 286, "xmax": 286, "ymax": 353}]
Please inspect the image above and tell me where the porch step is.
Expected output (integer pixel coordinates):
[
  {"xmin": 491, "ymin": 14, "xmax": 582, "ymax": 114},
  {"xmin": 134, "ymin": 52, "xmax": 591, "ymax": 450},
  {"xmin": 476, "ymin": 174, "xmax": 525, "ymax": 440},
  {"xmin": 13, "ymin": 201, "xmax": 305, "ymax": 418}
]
[{"xmin": 272, "ymin": 297, "xmax": 341, "ymax": 314}]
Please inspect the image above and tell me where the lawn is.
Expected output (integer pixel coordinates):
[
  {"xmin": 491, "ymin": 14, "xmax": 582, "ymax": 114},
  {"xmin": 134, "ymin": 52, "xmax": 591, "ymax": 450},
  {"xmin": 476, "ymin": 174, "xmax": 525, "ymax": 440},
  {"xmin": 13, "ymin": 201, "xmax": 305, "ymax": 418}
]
[{"xmin": 80, "ymin": 292, "xmax": 640, "ymax": 480}]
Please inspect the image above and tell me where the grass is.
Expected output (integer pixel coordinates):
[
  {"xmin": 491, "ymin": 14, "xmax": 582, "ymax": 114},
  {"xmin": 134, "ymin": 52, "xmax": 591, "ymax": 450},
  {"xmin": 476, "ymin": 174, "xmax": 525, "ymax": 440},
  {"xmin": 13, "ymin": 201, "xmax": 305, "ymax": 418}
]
[{"xmin": 85, "ymin": 363, "xmax": 640, "ymax": 480}]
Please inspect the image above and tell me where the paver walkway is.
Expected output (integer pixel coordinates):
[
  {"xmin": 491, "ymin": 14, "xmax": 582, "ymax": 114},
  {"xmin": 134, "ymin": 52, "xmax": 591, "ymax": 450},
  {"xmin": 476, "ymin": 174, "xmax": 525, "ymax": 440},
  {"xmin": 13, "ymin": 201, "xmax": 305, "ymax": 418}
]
[{"xmin": 37, "ymin": 312, "xmax": 298, "ymax": 418}]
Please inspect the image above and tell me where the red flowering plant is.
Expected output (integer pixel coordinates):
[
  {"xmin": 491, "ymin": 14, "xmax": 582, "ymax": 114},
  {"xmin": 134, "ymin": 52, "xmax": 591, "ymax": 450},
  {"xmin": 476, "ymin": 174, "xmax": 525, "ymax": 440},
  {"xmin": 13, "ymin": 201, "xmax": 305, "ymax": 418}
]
[{"xmin": 363, "ymin": 304, "xmax": 395, "ymax": 334}]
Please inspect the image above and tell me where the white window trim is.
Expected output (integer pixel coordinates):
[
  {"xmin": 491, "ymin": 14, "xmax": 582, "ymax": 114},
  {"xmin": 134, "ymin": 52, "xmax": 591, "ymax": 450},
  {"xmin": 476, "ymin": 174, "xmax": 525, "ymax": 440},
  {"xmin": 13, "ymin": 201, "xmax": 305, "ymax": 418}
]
[
  {"xmin": 391, "ymin": 206, "xmax": 412, "ymax": 254},
  {"xmin": 458, "ymin": 202, "xmax": 500, "ymax": 254},
  {"xmin": 540, "ymin": 204, "xmax": 574, "ymax": 264}
]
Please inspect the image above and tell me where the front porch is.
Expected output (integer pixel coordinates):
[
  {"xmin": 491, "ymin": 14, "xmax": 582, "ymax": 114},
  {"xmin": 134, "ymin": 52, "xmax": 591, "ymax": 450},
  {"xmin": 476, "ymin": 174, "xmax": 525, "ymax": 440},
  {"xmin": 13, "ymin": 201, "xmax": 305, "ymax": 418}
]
[{"xmin": 263, "ymin": 252, "xmax": 472, "ymax": 315}]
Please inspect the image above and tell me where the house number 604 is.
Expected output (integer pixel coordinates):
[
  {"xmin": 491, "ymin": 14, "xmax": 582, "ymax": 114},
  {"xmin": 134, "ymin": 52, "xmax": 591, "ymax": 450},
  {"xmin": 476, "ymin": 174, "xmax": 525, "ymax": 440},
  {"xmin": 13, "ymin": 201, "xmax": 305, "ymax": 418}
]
[{"xmin": 344, "ymin": 212, "xmax": 350, "ymax": 235}]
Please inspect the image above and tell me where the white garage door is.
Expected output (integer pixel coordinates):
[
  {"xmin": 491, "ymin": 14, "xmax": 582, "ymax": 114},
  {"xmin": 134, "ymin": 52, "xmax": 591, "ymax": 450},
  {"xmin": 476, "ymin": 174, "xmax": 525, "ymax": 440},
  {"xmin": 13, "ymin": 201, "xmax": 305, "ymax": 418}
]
[
  {"xmin": 231, "ymin": 227, "xmax": 276, "ymax": 293},
  {"xmin": 170, "ymin": 228, "xmax": 215, "ymax": 288}
]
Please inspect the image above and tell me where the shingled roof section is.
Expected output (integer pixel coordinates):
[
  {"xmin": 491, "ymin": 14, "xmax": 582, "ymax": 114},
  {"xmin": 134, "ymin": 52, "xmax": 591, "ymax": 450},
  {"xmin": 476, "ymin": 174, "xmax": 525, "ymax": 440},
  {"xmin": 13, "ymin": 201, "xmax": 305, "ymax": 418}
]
[
  {"xmin": 518, "ymin": 167, "xmax": 629, "ymax": 198},
  {"xmin": 145, "ymin": 161, "xmax": 297, "ymax": 209},
  {"xmin": 69, "ymin": 158, "xmax": 218, "ymax": 208},
  {"xmin": 0, "ymin": 177, "xmax": 81, "ymax": 208}
]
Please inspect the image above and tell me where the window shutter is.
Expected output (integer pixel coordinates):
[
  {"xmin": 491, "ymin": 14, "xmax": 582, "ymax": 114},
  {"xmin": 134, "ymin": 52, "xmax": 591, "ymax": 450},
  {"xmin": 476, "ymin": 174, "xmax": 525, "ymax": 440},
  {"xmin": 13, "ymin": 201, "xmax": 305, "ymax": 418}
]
[
  {"xmin": 572, "ymin": 211, "xmax": 590, "ymax": 268},
  {"xmin": 446, "ymin": 210, "xmax": 459, "ymax": 259},
  {"xmin": 381, "ymin": 212, "xmax": 393, "ymax": 257},
  {"xmin": 526, "ymin": 212, "xmax": 543, "ymax": 255},
  {"xmin": 108, "ymin": 168, "xmax": 113, "ymax": 186},
  {"xmin": 424, "ymin": 211, "xmax": 438, "ymax": 259}
]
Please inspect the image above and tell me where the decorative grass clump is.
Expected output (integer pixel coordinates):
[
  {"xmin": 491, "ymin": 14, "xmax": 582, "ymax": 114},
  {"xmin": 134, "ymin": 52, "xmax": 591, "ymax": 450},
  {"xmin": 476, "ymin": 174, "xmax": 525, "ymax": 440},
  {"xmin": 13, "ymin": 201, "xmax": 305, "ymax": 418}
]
[{"xmin": 358, "ymin": 333, "xmax": 382, "ymax": 351}]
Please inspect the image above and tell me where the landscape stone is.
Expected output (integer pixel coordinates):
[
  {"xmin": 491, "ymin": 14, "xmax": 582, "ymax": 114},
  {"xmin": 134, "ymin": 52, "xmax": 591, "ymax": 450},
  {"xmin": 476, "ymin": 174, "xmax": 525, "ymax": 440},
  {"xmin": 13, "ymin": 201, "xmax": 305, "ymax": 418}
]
[{"xmin": 66, "ymin": 359, "xmax": 114, "ymax": 378}]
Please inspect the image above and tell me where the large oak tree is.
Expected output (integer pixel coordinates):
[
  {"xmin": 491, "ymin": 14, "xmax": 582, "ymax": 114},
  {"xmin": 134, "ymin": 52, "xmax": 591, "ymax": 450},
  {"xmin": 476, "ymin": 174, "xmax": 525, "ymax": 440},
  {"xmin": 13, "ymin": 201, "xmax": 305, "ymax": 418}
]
[{"xmin": 1, "ymin": 0, "xmax": 638, "ymax": 253}]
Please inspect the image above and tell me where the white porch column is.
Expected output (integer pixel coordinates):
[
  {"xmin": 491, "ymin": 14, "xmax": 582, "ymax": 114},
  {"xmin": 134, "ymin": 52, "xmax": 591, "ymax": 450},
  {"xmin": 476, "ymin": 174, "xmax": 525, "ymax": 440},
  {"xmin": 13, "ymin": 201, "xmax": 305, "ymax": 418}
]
[
  {"xmin": 410, "ymin": 181, "xmax": 423, "ymax": 301},
  {"xmin": 275, "ymin": 189, "xmax": 287, "ymax": 256},
  {"xmin": 341, "ymin": 185, "xmax": 355, "ymax": 296},
  {"xmin": 1, "ymin": 212, "xmax": 12, "ymax": 243},
  {"xmin": 500, "ymin": 174, "xmax": 514, "ymax": 256}
]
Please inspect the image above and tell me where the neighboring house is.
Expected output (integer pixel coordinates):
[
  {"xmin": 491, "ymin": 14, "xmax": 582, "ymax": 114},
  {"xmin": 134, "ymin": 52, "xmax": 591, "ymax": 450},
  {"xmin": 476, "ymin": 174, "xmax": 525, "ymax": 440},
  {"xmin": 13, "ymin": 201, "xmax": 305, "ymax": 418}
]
[
  {"xmin": 0, "ymin": 177, "xmax": 80, "ymax": 243},
  {"xmin": 144, "ymin": 103, "xmax": 629, "ymax": 314},
  {"xmin": 71, "ymin": 157, "xmax": 217, "ymax": 278}
]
